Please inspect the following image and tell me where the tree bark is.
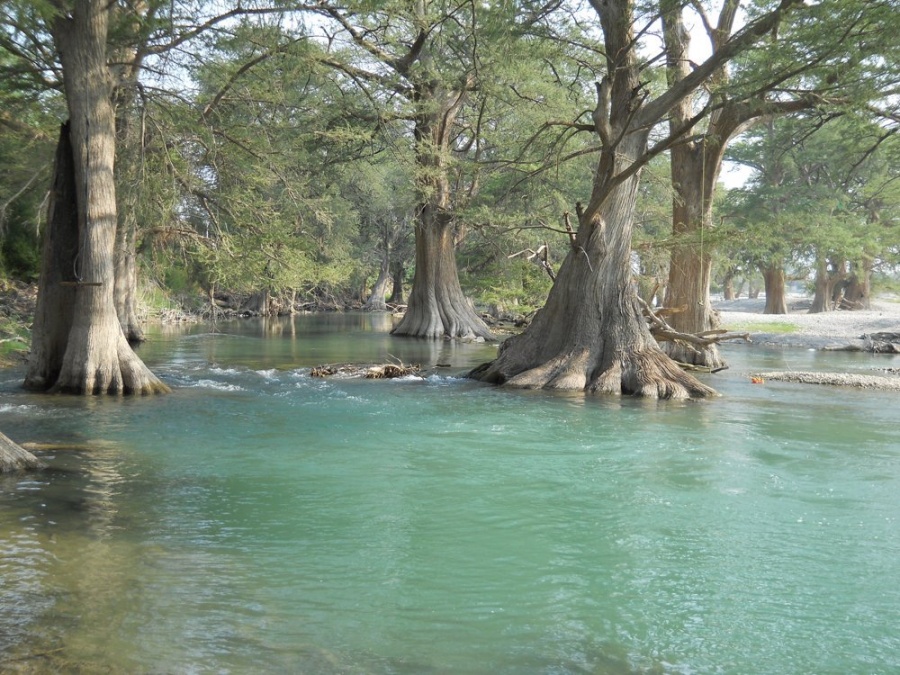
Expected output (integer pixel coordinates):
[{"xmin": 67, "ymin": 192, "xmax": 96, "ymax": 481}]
[
  {"xmin": 809, "ymin": 256, "xmax": 842, "ymax": 313},
  {"xmin": 25, "ymin": 1, "xmax": 168, "ymax": 395},
  {"xmin": 843, "ymin": 258, "xmax": 872, "ymax": 309},
  {"xmin": 364, "ymin": 254, "xmax": 390, "ymax": 311},
  {"xmin": 663, "ymin": 139, "xmax": 723, "ymax": 367},
  {"xmin": 391, "ymin": 78, "xmax": 493, "ymax": 340},
  {"xmin": 0, "ymin": 431, "xmax": 44, "ymax": 473},
  {"xmin": 388, "ymin": 261, "xmax": 404, "ymax": 304},
  {"xmin": 114, "ymin": 211, "xmax": 145, "ymax": 343},
  {"xmin": 761, "ymin": 264, "xmax": 788, "ymax": 314},
  {"xmin": 25, "ymin": 123, "xmax": 79, "ymax": 391}
]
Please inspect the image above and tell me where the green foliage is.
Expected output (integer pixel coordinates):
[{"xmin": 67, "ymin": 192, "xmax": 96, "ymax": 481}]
[{"xmin": 723, "ymin": 111, "xmax": 900, "ymax": 288}]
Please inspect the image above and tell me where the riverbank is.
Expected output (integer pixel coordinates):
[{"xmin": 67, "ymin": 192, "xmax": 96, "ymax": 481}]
[{"xmin": 713, "ymin": 295, "xmax": 900, "ymax": 350}]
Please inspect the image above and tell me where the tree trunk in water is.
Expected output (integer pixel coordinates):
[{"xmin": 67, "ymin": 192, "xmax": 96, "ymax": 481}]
[
  {"xmin": 391, "ymin": 79, "xmax": 493, "ymax": 340},
  {"xmin": 0, "ymin": 431, "xmax": 44, "ymax": 473},
  {"xmin": 471, "ymin": 132, "xmax": 716, "ymax": 398},
  {"xmin": 388, "ymin": 261, "xmax": 404, "ymax": 304},
  {"xmin": 114, "ymin": 212, "xmax": 144, "ymax": 343},
  {"xmin": 761, "ymin": 264, "xmax": 788, "ymax": 314},
  {"xmin": 364, "ymin": 255, "xmax": 390, "ymax": 311},
  {"xmin": 393, "ymin": 208, "xmax": 493, "ymax": 339},
  {"xmin": 663, "ymin": 141, "xmax": 723, "ymax": 368},
  {"xmin": 25, "ymin": 3, "xmax": 168, "ymax": 395},
  {"xmin": 660, "ymin": 5, "xmax": 730, "ymax": 369},
  {"xmin": 25, "ymin": 123, "xmax": 79, "ymax": 391}
]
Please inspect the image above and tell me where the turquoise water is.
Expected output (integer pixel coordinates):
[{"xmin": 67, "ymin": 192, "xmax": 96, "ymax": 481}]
[{"xmin": 1, "ymin": 314, "xmax": 899, "ymax": 673}]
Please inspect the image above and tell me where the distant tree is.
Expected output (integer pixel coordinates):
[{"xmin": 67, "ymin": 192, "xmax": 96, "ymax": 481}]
[{"xmin": 725, "ymin": 113, "xmax": 900, "ymax": 314}]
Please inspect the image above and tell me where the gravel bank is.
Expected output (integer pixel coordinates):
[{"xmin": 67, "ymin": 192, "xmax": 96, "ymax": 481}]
[
  {"xmin": 713, "ymin": 296, "xmax": 900, "ymax": 349},
  {"xmin": 714, "ymin": 296, "xmax": 900, "ymax": 390}
]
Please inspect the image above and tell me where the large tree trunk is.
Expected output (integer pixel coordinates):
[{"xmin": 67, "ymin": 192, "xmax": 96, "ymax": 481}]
[
  {"xmin": 659, "ymin": 2, "xmax": 757, "ymax": 369},
  {"xmin": 471, "ymin": 0, "xmax": 719, "ymax": 398},
  {"xmin": 25, "ymin": 1, "xmax": 168, "ymax": 395},
  {"xmin": 364, "ymin": 254, "xmax": 390, "ymax": 311},
  {"xmin": 25, "ymin": 123, "xmax": 79, "ymax": 391},
  {"xmin": 663, "ymin": 141, "xmax": 723, "ymax": 368},
  {"xmin": 761, "ymin": 263, "xmax": 788, "ymax": 314},
  {"xmin": 471, "ymin": 125, "xmax": 715, "ymax": 396},
  {"xmin": 391, "ymin": 79, "xmax": 493, "ymax": 340},
  {"xmin": 393, "ymin": 208, "xmax": 493, "ymax": 338}
]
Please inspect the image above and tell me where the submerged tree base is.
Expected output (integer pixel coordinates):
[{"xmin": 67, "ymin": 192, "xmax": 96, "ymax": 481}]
[{"xmin": 469, "ymin": 344, "xmax": 719, "ymax": 399}]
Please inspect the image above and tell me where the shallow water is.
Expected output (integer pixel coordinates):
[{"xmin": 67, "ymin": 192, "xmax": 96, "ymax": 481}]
[{"xmin": 2, "ymin": 314, "xmax": 899, "ymax": 674}]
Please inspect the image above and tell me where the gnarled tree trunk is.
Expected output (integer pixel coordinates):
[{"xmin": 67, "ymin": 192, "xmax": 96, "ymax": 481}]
[
  {"xmin": 25, "ymin": 1, "xmax": 168, "ymax": 395},
  {"xmin": 471, "ymin": 124, "xmax": 714, "ymax": 395},
  {"xmin": 469, "ymin": 0, "xmax": 737, "ymax": 398}
]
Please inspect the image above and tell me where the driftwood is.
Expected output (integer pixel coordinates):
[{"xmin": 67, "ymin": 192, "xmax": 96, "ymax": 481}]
[
  {"xmin": 862, "ymin": 332, "xmax": 900, "ymax": 354},
  {"xmin": 638, "ymin": 297, "xmax": 751, "ymax": 355},
  {"xmin": 310, "ymin": 362, "xmax": 422, "ymax": 379}
]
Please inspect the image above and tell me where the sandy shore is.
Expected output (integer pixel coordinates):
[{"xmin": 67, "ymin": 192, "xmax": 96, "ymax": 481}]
[{"xmin": 713, "ymin": 295, "xmax": 900, "ymax": 350}]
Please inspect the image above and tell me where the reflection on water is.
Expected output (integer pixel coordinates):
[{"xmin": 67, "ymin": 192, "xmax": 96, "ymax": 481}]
[{"xmin": 1, "ymin": 314, "xmax": 899, "ymax": 673}]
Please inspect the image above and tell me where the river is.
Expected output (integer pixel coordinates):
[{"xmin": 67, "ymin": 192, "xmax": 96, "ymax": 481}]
[{"xmin": 1, "ymin": 313, "xmax": 899, "ymax": 673}]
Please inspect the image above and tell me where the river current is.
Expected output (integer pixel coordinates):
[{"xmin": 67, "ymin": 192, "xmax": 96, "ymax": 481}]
[{"xmin": 1, "ymin": 313, "xmax": 899, "ymax": 673}]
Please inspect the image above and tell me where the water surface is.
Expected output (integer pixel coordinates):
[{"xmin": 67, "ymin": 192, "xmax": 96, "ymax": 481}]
[{"xmin": 2, "ymin": 314, "xmax": 899, "ymax": 673}]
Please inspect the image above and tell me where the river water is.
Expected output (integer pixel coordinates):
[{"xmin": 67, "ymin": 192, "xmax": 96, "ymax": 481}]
[{"xmin": 1, "ymin": 313, "xmax": 899, "ymax": 674}]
